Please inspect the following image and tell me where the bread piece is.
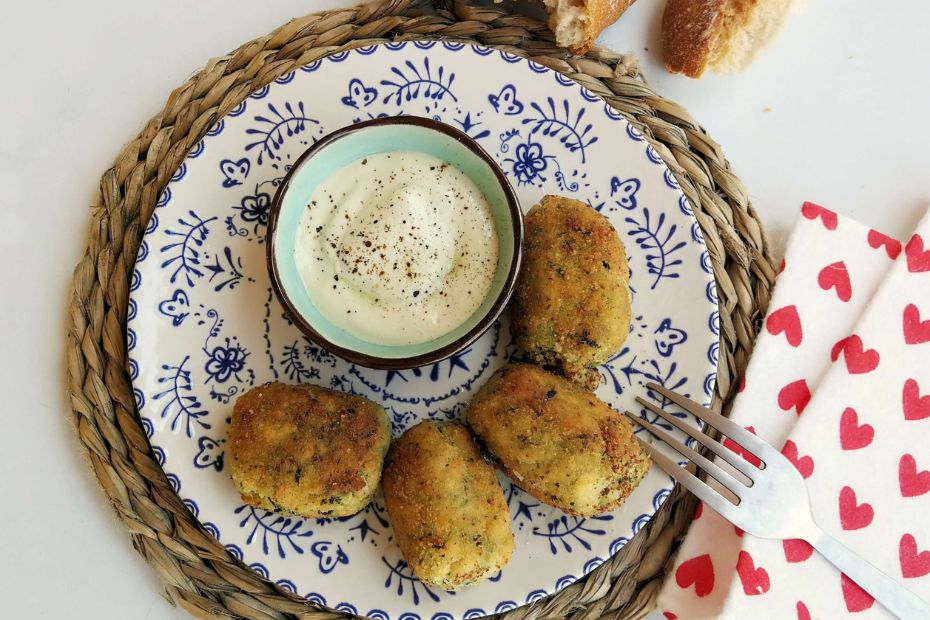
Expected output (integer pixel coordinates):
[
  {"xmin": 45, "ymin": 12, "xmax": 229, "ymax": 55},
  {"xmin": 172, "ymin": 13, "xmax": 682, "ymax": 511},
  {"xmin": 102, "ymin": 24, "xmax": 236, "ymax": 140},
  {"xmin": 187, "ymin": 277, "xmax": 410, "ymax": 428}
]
[
  {"xmin": 662, "ymin": 0, "xmax": 797, "ymax": 78},
  {"xmin": 542, "ymin": 0, "xmax": 637, "ymax": 53}
]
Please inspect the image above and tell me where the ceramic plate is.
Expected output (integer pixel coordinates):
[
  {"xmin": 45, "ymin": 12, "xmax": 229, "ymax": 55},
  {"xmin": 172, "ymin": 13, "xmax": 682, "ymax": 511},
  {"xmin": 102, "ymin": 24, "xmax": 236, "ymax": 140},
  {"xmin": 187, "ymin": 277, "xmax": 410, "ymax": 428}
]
[{"xmin": 128, "ymin": 41, "xmax": 718, "ymax": 620}]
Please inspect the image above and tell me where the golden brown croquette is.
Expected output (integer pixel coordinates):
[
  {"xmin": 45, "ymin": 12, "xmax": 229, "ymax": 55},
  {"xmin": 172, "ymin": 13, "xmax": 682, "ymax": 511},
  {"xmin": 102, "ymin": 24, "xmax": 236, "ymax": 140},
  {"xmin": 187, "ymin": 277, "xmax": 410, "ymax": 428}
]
[
  {"xmin": 466, "ymin": 364, "xmax": 650, "ymax": 517},
  {"xmin": 510, "ymin": 195, "xmax": 632, "ymax": 386},
  {"xmin": 229, "ymin": 382, "xmax": 391, "ymax": 518},
  {"xmin": 382, "ymin": 421, "xmax": 514, "ymax": 591}
]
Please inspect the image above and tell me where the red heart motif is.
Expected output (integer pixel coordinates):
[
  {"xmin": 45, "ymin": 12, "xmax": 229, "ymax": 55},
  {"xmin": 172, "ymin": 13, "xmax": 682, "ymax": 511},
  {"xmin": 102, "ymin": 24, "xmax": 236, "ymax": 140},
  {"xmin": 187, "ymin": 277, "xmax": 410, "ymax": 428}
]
[
  {"xmin": 900, "ymin": 533, "xmax": 930, "ymax": 578},
  {"xmin": 841, "ymin": 573, "xmax": 874, "ymax": 612},
  {"xmin": 839, "ymin": 407, "xmax": 874, "ymax": 450},
  {"xmin": 904, "ymin": 303, "xmax": 930, "ymax": 345},
  {"xmin": 899, "ymin": 454, "xmax": 930, "ymax": 498},
  {"xmin": 662, "ymin": 613, "xmax": 677, "ymax": 620},
  {"xmin": 906, "ymin": 233, "xmax": 930, "ymax": 273},
  {"xmin": 817, "ymin": 261, "xmax": 852, "ymax": 302},
  {"xmin": 868, "ymin": 229, "xmax": 902, "ymax": 259},
  {"xmin": 734, "ymin": 525, "xmax": 744, "ymax": 537},
  {"xmin": 778, "ymin": 379, "xmax": 811, "ymax": 415},
  {"xmin": 831, "ymin": 335, "xmax": 880, "ymax": 374},
  {"xmin": 801, "ymin": 202, "xmax": 838, "ymax": 230},
  {"xmin": 738, "ymin": 376, "xmax": 747, "ymax": 393},
  {"xmin": 783, "ymin": 539, "xmax": 814, "ymax": 563},
  {"xmin": 766, "ymin": 305, "xmax": 803, "ymax": 346},
  {"xmin": 779, "ymin": 258, "xmax": 786, "ymax": 273},
  {"xmin": 781, "ymin": 440, "xmax": 814, "ymax": 478},
  {"xmin": 903, "ymin": 378, "xmax": 930, "ymax": 421},
  {"xmin": 693, "ymin": 502, "xmax": 703, "ymax": 520},
  {"xmin": 723, "ymin": 425, "xmax": 762, "ymax": 467},
  {"xmin": 796, "ymin": 601, "xmax": 811, "ymax": 620},
  {"xmin": 839, "ymin": 486, "xmax": 874, "ymax": 530},
  {"xmin": 736, "ymin": 550, "xmax": 770, "ymax": 595},
  {"xmin": 675, "ymin": 554, "xmax": 715, "ymax": 597}
]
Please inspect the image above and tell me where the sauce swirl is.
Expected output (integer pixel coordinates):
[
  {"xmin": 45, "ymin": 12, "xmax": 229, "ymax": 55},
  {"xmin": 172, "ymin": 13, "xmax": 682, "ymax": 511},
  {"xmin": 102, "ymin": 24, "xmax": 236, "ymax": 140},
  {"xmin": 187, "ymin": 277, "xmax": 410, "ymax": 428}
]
[{"xmin": 294, "ymin": 151, "xmax": 499, "ymax": 346}]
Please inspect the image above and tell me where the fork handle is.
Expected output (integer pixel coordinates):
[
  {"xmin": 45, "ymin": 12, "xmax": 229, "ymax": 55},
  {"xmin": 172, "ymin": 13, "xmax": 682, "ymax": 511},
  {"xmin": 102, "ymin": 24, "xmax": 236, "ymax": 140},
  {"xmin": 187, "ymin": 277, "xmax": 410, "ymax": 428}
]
[{"xmin": 808, "ymin": 526, "xmax": 930, "ymax": 619}]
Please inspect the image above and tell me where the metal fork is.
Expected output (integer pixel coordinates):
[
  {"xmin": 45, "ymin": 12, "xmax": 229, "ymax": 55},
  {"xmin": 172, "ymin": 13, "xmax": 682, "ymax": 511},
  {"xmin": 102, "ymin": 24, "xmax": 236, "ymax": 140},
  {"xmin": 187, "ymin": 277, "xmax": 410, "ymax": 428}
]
[{"xmin": 628, "ymin": 382, "xmax": 930, "ymax": 620}]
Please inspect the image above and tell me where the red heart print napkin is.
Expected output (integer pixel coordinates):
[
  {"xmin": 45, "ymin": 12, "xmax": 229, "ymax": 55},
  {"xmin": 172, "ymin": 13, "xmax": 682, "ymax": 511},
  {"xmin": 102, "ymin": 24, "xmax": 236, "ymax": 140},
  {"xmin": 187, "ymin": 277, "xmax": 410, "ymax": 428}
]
[
  {"xmin": 716, "ymin": 210, "xmax": 930, "ymax": 618},
  {"xmin": 656, "ymin": 203, "xmax": 900, "ymax": 619}
]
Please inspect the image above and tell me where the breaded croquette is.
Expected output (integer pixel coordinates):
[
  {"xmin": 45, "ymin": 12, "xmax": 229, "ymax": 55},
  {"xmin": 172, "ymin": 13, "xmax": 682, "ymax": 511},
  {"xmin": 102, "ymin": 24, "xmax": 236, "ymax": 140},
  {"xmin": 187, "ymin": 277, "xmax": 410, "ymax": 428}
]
[
  {"xmin": 511, "ymin": 195, "xmax": 632, "ymax": 387},
  {"xmin": 382, "ymin": 421, "xmax": 514, "ymax": 590},
  {"xmin": 229, "ymin": 382, "xmax": 391, "ymax": 518},
  {"xmin": 466, "ymin": 364, "xmax": 650, "ymax": 517}
]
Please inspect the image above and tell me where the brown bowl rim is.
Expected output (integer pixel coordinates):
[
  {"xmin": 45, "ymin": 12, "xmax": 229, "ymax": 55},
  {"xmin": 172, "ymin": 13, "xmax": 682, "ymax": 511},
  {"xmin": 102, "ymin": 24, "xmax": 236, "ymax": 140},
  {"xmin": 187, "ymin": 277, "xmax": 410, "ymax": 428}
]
[{"xmin": 266, "ymin": 115, "xmax": 523, "ymax": 370}]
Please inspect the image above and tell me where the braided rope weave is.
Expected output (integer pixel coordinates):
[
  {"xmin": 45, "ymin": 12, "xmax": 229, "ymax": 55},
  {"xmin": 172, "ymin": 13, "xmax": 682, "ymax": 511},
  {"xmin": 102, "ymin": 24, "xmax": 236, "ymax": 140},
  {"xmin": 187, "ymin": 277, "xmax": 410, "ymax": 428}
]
[{"xmin": 66, "ymin": 1, "xmax": 776, "ymax": 617}]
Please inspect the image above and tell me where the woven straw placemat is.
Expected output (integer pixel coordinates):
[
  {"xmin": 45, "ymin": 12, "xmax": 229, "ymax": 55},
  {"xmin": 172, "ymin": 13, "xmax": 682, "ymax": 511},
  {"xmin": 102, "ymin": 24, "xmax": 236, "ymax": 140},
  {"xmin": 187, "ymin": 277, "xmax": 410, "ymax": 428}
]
[{"xmin": 66, "ymin": 0, "xmax": 776, "ymax": 617}]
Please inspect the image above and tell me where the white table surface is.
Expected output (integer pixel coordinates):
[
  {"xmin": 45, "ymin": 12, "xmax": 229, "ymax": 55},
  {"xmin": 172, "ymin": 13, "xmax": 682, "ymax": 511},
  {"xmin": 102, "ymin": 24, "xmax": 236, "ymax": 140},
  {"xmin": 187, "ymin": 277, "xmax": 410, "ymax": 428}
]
[{"xmin": 1, "ymin": 1, "xmax": 928, "ymax": 617}]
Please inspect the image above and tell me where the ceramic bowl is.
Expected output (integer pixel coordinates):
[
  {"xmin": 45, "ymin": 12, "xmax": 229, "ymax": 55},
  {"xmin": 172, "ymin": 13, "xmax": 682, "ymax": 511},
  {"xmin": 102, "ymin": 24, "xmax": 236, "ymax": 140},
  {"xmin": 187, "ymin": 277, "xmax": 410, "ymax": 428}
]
[{"xmin": 267, "ymin": 116, "xmax": 523, "ymax": 369}]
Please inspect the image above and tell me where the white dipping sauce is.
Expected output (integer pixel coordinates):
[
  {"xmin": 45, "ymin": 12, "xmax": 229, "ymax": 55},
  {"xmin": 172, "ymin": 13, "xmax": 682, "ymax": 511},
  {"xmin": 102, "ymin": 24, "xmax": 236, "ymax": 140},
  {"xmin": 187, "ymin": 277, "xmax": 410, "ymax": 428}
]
[{"xmin": 294, "ymin": 151, "xmax": 499, "ymax": 346}]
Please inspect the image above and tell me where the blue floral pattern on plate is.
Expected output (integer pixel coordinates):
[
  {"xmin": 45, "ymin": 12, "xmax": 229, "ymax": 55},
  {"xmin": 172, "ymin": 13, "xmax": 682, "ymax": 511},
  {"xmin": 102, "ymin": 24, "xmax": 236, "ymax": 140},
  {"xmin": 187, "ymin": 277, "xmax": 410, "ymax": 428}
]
[{"xmin": 127, "ymin": 41, "xmax": 717, "ymax": 620}]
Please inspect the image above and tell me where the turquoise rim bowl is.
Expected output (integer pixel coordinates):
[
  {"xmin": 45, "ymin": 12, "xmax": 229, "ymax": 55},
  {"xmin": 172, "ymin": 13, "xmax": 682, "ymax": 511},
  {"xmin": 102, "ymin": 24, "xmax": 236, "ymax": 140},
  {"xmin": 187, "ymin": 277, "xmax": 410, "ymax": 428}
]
[{"xmin": 266, "ymin": 116, "xmax": 523, "ymax": 370}]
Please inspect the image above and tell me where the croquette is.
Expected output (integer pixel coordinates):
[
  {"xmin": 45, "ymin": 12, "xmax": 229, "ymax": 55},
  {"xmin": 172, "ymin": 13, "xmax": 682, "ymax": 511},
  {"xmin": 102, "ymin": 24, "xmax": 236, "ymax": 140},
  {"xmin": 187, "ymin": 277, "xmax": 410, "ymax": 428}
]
[
  {"xmin": 229, "ymin": 382, "xmax": 391, "ymax": 518},
  {"xmin": 382, "ymin": 421, "xmax": 514, "ymax": 591},
  {"xmin": 511, "ymin": 195, "xmax": 632, "ymax": 387},
  {"xmin": 466, "ymin": 364, "xmax": 650, "ymax": 517}
]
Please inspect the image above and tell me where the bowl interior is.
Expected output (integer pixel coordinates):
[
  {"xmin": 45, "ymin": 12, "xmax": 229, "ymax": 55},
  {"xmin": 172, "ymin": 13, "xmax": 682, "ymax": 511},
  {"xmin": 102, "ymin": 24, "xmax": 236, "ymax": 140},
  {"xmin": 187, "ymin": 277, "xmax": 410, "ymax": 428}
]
[{"xmin": 271, "ymin": 120, "xmax": 518, "ymax": 360}]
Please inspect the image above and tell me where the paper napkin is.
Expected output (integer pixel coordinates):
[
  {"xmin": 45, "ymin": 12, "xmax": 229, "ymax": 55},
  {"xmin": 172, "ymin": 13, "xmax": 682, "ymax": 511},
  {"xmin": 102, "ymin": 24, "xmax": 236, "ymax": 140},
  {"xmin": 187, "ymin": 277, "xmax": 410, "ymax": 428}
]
[
  {"xmin": 655, "ymin": 203, "xmax": 903, "ymax": 619},
  {"xmin": 716, "ymin": 209, "xmax": 930, "ymax": 618}
]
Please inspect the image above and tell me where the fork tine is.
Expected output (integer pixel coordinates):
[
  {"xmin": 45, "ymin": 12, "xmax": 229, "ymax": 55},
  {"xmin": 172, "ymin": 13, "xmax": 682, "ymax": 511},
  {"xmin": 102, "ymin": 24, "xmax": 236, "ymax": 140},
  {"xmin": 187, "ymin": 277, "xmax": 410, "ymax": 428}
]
[
  {"xmin": 635, "ymin": 396, "xmax": 758, "ymax": 479},
  {"xmin": 646, "ymin": 382, "xmax": 778, "ymax": 464},
  {"xmin": 624, "ymin": 411, "xmax": 746, "ymax": 496},
  {"xmin": 634, "ymin": 437, "xmax": 737, "ymax": 514}
]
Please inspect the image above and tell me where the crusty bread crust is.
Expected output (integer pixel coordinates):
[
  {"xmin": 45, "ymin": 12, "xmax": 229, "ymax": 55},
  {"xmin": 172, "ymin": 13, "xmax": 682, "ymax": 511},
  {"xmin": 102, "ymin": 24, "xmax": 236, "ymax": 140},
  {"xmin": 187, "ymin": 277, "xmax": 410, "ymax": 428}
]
[
  {"xmin": 541, "ymin": 0, "xmax": 637, "ymax": 53},
  {"xmin": 662, "ymin": 0, "xmax": 726, "ymax": 78},
  {"xmin": 663, "ymin": 0, "xmax": 796, "ymax": 78},
  {"xmin": 577, "ymin": 0, "xmax": 637, "ymax": 53}
]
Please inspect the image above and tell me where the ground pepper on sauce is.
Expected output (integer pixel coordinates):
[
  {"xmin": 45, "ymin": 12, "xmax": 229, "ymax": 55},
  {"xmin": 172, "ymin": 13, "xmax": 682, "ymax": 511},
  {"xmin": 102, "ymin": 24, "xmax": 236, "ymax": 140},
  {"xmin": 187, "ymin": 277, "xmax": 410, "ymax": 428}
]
[{"xmin": 294, "ymin": 151, "xmax": 499, "ymax": 346}]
